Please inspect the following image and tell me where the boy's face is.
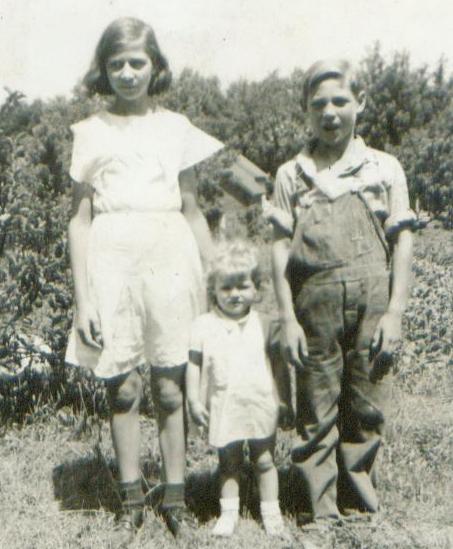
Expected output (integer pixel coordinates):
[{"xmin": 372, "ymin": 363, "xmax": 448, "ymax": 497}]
[{"xmin": 307, "ymin": 77, "xmax": 365, "ymax": 151}]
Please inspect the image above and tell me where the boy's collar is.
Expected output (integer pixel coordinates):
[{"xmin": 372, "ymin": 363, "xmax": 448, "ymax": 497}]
[
  {"xmin": 297, "ymin": 136, "xmax": 369, "ymax": 176},
  {"xmin": 294, "ymin": 137, "xmax": 371, "ymax": 200}
]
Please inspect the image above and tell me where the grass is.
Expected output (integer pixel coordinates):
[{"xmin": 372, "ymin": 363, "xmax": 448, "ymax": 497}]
[{"xmin": 0, "ymin": 226, "xmax": 452, "ymax": 548}]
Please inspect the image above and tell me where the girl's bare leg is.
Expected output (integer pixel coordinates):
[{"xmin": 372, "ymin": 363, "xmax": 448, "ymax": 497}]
[{"xmin": 107, "ymin": 370, "xmax": 143, "ymax": 482}]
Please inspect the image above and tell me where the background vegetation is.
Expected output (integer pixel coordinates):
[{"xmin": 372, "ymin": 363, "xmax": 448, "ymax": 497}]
[{"xmin": 0, "ymin": 45, "xmax": 452, "ymax": 548}]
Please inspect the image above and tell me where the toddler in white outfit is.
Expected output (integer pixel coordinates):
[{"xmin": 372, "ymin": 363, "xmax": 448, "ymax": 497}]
[{"xmin": 186, "ymin": 241, "xmax": 289, "ymax": 538}]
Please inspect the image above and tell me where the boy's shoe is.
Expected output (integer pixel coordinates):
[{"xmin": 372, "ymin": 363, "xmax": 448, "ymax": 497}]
[
  {"xmin": 212, "ymin": 511, "xmax": 239, "ymax": 537},
  {"xmin": 159, "ymin": 504, "xmax": 197, "ymax": 538}
]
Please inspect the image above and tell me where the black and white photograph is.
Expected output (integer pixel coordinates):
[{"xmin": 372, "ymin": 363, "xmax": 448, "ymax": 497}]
[{"xmin": 0, "ymin": 1, "xmax": 451, "ymax": 547}]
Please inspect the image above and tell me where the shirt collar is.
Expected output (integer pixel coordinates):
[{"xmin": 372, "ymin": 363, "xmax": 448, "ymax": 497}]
[
  {"xmin": 213, "ymin": 306, "xmax": 252, "ymax": 331},
  {"xmin": 294, "ymin": 137, "xmax": 371, "ymax": 200}
]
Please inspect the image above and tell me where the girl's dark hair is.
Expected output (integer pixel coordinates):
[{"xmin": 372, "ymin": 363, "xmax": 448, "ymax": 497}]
[{"xmin": 83, "ymin": 17, "xmax": 172, "ymax": 96}]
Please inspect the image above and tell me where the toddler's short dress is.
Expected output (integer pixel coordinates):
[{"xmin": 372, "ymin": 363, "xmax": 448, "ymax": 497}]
[
  {"xmin": 189, "ymin": 309, "xmax": 280, "ymax": 448},
  {"xmin": 65, "ymin": 108, "xmax": 223, "ymax": 378}
]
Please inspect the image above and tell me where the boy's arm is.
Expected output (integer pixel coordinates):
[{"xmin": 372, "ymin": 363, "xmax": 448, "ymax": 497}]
[
  {"xmin": 371, "ymin": 228, "xmax": 413, "ymax": 357},
  {"xmin": 180, "ymin": 166, "xmax": 214, "ymax": 265},
  {"xmin": 271, "ymin": 225, "xmax": 308, "ymax": 368}
]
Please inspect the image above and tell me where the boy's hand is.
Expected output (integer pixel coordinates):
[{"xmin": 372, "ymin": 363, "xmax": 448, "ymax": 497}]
[
  {"xmin": 371, "ymin": 310, "xmax": 402, "ymax": 355},
  {"xmin": 369, "ymin": 311, "xmax": 402, "ymax": 382},
  {"xmin": 188, "ymin": 400, "xmax": 209, "ymax": 428},
  {"xmin": 76, "ymin": 303, "xmax": 102, "ymax": 349},
  {"xmin": 281, "ymin": 318, "xmax": 308, "ymax": 369}
]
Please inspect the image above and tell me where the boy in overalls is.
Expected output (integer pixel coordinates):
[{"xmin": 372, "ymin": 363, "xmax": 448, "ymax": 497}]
[{"xmin": 269, "ymin": 59, "xmax": 416, "ymax": 524}]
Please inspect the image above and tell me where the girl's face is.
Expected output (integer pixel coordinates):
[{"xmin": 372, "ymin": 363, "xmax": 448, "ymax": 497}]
[
  {"xmin": 214, "ymin": 271, "xmax": 257, "ymax": 319},
  {"xmin": 307, "ymin": 77, "xmax": 365, "ymax": 152},
  {"xmin": 106, "ymin": 42, "xmax": 153, "ymax": 106}
]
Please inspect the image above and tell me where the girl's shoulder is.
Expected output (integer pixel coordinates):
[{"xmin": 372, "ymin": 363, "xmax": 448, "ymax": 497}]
[{"xmin": 70, "ymin": 113, "xmax": 107, "ymax": 136}]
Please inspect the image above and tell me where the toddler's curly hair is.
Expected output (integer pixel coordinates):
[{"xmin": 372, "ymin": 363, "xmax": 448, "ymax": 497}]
[{"xmin": 207, "ymin": 240, "xmax": 262, "ymax": 306}]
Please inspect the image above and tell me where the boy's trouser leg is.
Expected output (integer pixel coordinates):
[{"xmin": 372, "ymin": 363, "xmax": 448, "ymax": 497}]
[
  {"xmin": 292, "ymin": 353, "xmax": 342, "ymax": 519},
  {"xmin": 337, "ymin": 274, "xmax": 391, "ymax": 513},
  {"xmin": 291, "ymin": 282, "xmax": 345, "ymax": 520}
]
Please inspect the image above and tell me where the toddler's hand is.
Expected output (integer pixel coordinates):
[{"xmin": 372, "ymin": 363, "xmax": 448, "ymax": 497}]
[
  {"xmin": 281, "ymin": 318, "xmax": 308, "ymax": 369},
  {"xmin": 278, "ymin": 401, "xmax": 295, "ymax": 431},
  {"xmin": 76, "ymin": 303, "xmax": 102, "ymax": 349},
  {"xmin": 188, "ymin": 400, "xmax": 209, "ymax": 429}
]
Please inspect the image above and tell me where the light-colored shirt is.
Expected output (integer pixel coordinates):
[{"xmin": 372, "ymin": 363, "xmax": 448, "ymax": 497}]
[
  {"xmin": 269, "ymin": 137, "xmax": 416, "ymax": 237},
  {"xmin": 190, "ymin": 309, "xmax": 279, "ymax": 448},
  {"xmin": 70, "ymin": 108, "xmax": 224, "ymax": 214}
]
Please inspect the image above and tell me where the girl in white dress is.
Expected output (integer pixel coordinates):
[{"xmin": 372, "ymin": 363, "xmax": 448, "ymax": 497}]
[
  {"xmin": 186, "ymin": 241, "xmax": 288, "ymax": 538},
  {"xmin": 65, "ymin": 17, "xmax": 224, "ymax": 545}
]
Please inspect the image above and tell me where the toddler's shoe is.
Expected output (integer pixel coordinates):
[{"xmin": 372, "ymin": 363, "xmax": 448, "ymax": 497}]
[
  {"xmin": 261, "ymin": 500, "xmax": 289, "ymax": 539},
  {"xmin": 212, "ymin": 497, "xmax": 239, "ymax": 537}
]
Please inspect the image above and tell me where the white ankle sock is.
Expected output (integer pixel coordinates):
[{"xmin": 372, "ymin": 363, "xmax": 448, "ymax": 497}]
[
  {"xmin": 212, "ymin": 497, "xmax": 239, "ymax": 537},
  {"xmin": 260, "ymin": 500, "xmax": 285, "ymax": 536}
]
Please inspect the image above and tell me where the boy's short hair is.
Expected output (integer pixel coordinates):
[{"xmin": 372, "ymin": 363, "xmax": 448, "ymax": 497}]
[
  {"xmin": 206, "ymin": 240, "xmax": 262, "ymax": 306},
  {"xmin": 302, "ymin": 58, "xmax": 362, "ymax": 111}
]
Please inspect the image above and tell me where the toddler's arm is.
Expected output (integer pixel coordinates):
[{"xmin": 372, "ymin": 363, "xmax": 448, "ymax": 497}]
[
  {"xmin": 186, "ymin": 352, "xmax": 209, "ymax": 428},
  {"xmin": 371, "ymin": 228, "xmax": 413, "ymax": 374},
  {"xmin": 68, "ymin": 182, "xmax": 101, "ymax": 349},
  {"xmin": 180, "ymin": 167, "xmax": 213, "ymax": 265},
  {"xmin": 271, "ymin": 226, "xmax": 308, "ymax": 368}
]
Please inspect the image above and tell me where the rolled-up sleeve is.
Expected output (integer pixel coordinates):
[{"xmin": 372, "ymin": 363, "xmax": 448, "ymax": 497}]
[
  {"xmin": 267, "ymin": 165, "xmax": 297, "ymax": 236},
  {"xmin": 384, "ymin": 156, "xmax": 417, "ymax": 237}
]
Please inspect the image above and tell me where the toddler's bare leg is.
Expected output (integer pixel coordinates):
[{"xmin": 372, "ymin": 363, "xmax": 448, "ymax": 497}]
[{"xmin": 249, "ymin": 435, "xmax": 278, "ymax": 501}]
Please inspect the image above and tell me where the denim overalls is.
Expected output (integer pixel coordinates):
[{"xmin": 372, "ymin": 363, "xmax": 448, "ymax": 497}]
[{"xmin": 286, "ymin": 188, "xmax": 391, "ymax": 519}]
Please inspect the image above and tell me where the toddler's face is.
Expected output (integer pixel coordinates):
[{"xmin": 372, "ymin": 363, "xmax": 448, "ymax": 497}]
[
  {"xmin": 106, "ymin": 42, "xmax": 153, "ymax": 104},
  {"xmin": 307, "ymin": 77, "xmax": 365, "ymax": 151},
  {"xmin": 214, "ymin": 271, "xmax": 257, "ymax": 319}
]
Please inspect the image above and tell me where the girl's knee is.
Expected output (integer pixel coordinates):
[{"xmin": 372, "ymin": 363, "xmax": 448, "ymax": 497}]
[
  {"xmin": 108, "ymin": 370, "xmax": 143, "ymax": 413},
  {"xmin": 154, "ymin": 378, "xmax": 183, "ymax": 414}
]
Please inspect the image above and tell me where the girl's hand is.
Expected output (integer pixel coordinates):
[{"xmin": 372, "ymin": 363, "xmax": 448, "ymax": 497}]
[
  {"xmin": 76, "ymin": 303, "xmax": 102, "ymax": 349},
  {"xmin": 281, "ymin": 318, "xmax": 308, "ymax": 369},
  {"xmin": 369, "ymin": 311, "xmax": 402, "ymax": 382},
  {"xmin": 188, "ymin": 400, "xmax": 209, "ymax": 428}
]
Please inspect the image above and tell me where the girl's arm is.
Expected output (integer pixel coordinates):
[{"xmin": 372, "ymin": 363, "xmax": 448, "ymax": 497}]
[
  {"xmin": 186, "ymin": 357, "xmax": 209, "ymax": 428},
  {"xmin": 180, "ymin": 166, "xmax": 213, "ymax": 265},
  {"xmin": 371, "ymin": 228, "xmax": 414, "ymax": 356},
  {"xmin": 68, "ymin": 182, "xmax": 101, "ymax": 349},
  {"xmin": 271, "ymin": 226, "xmax": 308, "ymax": 368}
]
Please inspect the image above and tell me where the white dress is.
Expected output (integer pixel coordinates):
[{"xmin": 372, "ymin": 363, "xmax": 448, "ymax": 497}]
[
  {"xmin": 65, "ymin": 108, "xmax": 223, "ymax": 378},
  {"xmin": 189, "ymin": 309, "xmax": 280, "ymax": 448}
]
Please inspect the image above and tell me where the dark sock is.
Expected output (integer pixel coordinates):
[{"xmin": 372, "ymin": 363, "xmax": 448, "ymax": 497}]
[
  {"xmin": 119, "ymin": 479, "xmax": 144, "ymax": 508},
  {"xmin": 162, "ymin": 482, "xmax": 185, "ymax": 508}
]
